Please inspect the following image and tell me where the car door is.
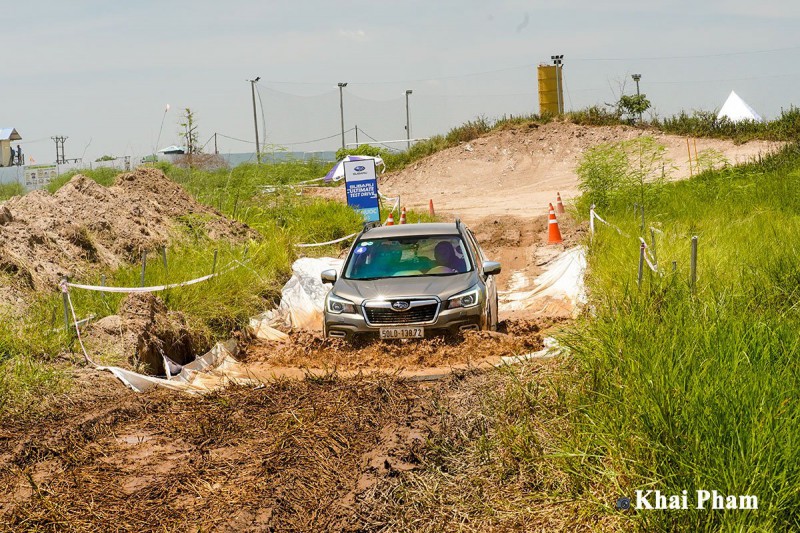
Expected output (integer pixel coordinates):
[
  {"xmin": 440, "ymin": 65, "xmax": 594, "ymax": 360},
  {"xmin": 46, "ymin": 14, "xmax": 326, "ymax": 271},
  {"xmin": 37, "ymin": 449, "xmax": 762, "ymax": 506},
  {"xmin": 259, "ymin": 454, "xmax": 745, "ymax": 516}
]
[{"xmin": 465, "ymin": 229, "xmax": 498, "ymax": 330}]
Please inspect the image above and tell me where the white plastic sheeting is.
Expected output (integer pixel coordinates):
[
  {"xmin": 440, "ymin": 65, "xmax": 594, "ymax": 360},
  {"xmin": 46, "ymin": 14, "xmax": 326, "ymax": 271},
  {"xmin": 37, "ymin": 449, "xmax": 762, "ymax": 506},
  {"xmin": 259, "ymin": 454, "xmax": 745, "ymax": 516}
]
[
  {"xmin": 499, "ymin": 246, "xmax": 587, "ymax": 315},
  {"xmin": 250, "ymin": 257, "xmax": 343, "ymax": 335},
  {"xmin": 100, "ymin": 340, "xmax": 258, "ymax": 393}
]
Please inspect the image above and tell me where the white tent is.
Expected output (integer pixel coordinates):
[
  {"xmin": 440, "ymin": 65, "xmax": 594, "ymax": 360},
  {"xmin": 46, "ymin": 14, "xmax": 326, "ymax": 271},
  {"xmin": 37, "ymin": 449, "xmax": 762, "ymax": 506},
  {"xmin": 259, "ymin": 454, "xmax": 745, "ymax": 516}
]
[{"xmin": 717, "ymin": 91, "xmax": 763, "ymax": 123}]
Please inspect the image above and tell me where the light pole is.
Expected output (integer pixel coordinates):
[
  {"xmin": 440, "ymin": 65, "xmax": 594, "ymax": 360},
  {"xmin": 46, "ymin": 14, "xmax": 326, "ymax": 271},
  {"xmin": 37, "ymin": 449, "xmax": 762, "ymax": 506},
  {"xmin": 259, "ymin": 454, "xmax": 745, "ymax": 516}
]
[
  {"xmin": 338, "ymin": 82, "xmax": 348, "ymax": 151},
  {"xmin": 631, "ymin": 74, "xmax": 642, "ymax": 123},
  {"xmin": 248, "ymin": 76, "xmax": 261, "ymax": 164},
  {"xmin": 405, "ymin": 89, "xmax": 413, "ymax": 150},
  {"xmin": 551, "ymin": 54, "xmax": 564, "ymax": 114}
]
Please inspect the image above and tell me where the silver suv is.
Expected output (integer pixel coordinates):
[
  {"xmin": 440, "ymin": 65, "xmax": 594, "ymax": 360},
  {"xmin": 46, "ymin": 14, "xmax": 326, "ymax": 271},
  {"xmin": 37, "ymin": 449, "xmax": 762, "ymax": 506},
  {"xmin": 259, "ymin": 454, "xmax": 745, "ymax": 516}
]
[{"xmin": 321, "ymin": 221, "xmax": 500, "ymax": 340}]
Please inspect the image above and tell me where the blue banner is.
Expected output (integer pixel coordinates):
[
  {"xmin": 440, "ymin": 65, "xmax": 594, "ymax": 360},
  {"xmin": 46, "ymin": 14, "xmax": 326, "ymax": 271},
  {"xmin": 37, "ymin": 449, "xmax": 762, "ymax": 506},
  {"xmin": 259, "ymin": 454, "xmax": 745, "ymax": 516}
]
[{"xmin": 343, "ymin": 160, "xmax": 380, "ymax": 222}]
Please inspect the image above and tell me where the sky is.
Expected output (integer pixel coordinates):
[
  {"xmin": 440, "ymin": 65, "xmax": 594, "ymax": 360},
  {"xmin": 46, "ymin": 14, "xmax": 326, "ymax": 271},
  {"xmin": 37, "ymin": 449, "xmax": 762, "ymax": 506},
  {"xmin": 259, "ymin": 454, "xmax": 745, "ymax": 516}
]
[{"xmin": 4, "ymin": 0, "xmax": 799, "ymax": 164}]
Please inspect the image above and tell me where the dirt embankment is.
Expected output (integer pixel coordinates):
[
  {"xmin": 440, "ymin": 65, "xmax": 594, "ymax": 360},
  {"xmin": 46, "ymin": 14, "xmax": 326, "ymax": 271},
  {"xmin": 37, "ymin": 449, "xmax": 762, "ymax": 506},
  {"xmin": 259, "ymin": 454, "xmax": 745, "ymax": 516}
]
[
  {"xmin": 377, "ymin": 121, "xmax": 781, "ymax": 222},
  {"xmin": 0, "ymin": 168, "xmax": 254, "ymax": 308}
]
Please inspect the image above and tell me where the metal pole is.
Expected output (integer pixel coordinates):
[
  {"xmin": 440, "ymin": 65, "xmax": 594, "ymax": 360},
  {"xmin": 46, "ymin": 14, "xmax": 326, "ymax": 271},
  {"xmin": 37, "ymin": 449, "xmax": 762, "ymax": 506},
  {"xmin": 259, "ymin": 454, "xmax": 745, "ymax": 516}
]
[
  {"xmin": 650, "ymin": 227, "xmax": 657, "ymax": 267},
  {"xmin": 140, "ymin": 251, "xmax": 147, "ymax": 287},
  {"xmin": 355, "ymin": 125, "xmax": 359, "ymax": 147},
  {"xmin": 632, "ymin": 74, "xmax": 642, "ymax": 123},
  {"xmin": 249, "ymin": 78, "xmax": 261, "ymax": 164},
  {"xmin": 338, "ymin": 82, "xmax": 348, "ymax": 150},
  {"xmin": 61, "ymin": 279, "xmax": 71, "ymax": 333},
  {"xmin": 405, "ymin": 89, "xmax": 412, "ymax": 150},
  {"xmin": 638, "ymin": 241, "xmax": 645, "ymax": 288},
  {"xmin": 690, "ymin": 236, "xmax": 698, "ymax": 293}
]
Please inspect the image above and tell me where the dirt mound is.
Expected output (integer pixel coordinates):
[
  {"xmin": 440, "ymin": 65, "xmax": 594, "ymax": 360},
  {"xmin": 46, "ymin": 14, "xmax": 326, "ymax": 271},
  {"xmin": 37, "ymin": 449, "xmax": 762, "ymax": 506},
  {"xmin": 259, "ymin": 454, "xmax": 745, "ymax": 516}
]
[
  {"xmin": 0, "ymin": 168, "xmax": 254, "ymax": 306},
  {"xmin": 83, "ymin": 293, "xmax": 205, "ymax": 375},
  {"xmin": 376, "ymin": 120, "xmax": 781, "ymax": 223}
]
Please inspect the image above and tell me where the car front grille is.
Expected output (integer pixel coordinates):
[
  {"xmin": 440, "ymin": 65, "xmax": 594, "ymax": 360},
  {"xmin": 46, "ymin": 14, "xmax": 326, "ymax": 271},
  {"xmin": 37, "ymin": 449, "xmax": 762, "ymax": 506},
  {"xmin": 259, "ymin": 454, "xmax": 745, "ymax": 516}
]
[{"xmin": 364, "ymin": 300, "xmax": 439, "ymax": 325}]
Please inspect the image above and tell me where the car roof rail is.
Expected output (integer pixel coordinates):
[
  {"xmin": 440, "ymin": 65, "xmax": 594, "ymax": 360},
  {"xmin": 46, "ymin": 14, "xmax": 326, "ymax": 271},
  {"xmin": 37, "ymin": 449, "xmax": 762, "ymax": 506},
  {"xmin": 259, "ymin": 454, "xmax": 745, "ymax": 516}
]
[{"xmin": 455, "ymin": 218, "xmax": 462, "ymax": 231}]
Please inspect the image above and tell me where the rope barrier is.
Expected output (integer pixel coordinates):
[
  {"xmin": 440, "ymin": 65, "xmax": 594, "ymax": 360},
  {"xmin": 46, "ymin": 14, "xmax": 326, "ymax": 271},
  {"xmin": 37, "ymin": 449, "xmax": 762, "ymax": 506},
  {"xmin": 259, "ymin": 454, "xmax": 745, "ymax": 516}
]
[
  {"xmin": 295, "ymin": 232, "xmax": 359, "ymax": 248},
  {"xmin": 64, "ymin": 263, "xmax": 238, "ymax": 293}
]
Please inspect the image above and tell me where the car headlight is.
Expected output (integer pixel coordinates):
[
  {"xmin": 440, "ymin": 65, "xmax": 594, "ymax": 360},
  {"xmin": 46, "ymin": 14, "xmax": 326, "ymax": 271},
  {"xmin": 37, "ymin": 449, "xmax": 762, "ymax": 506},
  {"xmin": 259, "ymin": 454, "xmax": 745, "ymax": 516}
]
[
  {"xmin": 447, "ymin": 286, "xmax": 481, "ymax": 309},
  {"xmin": 327, "ymin": 293, "xmax": 358, "ymax": 315}
]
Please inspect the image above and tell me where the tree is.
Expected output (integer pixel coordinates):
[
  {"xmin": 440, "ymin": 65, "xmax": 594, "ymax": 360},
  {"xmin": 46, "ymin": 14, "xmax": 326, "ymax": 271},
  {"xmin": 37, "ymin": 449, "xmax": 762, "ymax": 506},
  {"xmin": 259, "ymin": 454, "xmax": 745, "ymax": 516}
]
[
  {"xmin": 178, "ymin": 108, "xmax": 200, "ymax": 155},
  {"xmin": 95, "ymin": 154, "xmax": 115, "ymax": 162},
  {"xmin": 618, "ymin": 94, "xmax": 651, "ymax": 124}
]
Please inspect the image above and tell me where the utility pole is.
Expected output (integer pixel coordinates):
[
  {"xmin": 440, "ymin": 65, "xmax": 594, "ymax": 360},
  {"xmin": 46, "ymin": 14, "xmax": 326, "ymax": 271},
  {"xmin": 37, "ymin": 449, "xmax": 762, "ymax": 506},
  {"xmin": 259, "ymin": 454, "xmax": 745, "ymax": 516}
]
[
  {"xmin": 355, "ymin": 125, "xmax": 359, "ymax": 147},
  {"xmin": 405, "ymin": 89, "xmax": 413, "ymax": 150},
  {"xmin": 551, "ymin": 55, "xmax": 564, "ymax": 114},
  {"xmin": 632, "ymin": 73, "xmax": 642, "ymax": 123},
  {"xmin": 214, "ymin": 133, "xmax": 218, "ymax": 155},
  {"xmin": 338, "ymin": 82, "xmax": 348, "ymax": 151},
  {"xmin": 248, "ymin": 77, "xmax": 261, "ymax": 164},
  {"xmin": 51, "ymin": 136, "xmax": 67, "ymax": 164}
]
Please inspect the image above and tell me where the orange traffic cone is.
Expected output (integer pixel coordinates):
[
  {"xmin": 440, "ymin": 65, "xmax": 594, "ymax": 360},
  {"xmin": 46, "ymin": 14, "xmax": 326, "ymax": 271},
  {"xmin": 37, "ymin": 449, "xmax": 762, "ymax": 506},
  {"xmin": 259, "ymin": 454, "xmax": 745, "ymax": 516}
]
[
  {"xmin": 428, "ymin": 199, "xmax": 435, "ymax": 217},
  {"xmin": 400, "ymin": 206, "xmax": 407, "ymax": 224},
  {"xmin": 556, "ymin": 192, "xmax": 565, "ymax": 214},
  {"xmin": 385, "ymin": 211, "xmax": 395, "ymax": 226},
  {"xmin": 548, "ymin": 203, "xmax": 563, "ymax": 244}
]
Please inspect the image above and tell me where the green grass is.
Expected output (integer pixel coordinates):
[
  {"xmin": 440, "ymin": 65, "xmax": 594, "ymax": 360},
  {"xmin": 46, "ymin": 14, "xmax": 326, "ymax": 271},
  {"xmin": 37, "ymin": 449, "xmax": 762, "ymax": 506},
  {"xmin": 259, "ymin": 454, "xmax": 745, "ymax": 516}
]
[
  {"xmin": 45, "ymin": 167, "xmax": 121, "ymax": 193},
  {"xmin": 556, "ymin": 143, "xmax": 800, "ymax": 530},
  {"xmin": 1, "ymin": 159, "xmax": 370, "ymax": 418},
  {"xmin": 0, "ymin": 181, "xmax": 25, "ymax": 201}
]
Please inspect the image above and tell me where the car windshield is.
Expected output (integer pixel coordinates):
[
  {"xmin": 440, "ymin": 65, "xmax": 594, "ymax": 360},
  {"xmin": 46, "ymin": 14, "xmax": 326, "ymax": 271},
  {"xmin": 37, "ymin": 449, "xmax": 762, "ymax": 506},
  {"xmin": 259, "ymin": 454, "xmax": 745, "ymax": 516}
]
[{"xmin": 344, "ymin": 235, "xmax": 472, "ymax": 280}]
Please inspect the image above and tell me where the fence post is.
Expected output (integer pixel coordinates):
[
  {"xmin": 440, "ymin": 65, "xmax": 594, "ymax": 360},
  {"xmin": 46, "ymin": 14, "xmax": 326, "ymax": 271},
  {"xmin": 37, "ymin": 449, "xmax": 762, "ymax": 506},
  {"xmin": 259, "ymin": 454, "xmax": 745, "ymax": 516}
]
[
  {"xmin": 161, "ymin": 246, "xmax": 168, "ymax": 273},
  {"xmin": 690, "ymin": 236, "xmax": 698, "ymax": 293},
  {"xmin": 638, "ymin": 241, "xmax": 645, "ymax": 288},
  {"xmin": 640, "ymin": 204, "xmax": 645, "ymax": 233},
  {"xmin": 212, "ymin": 249, "xmax": 218, "ymax": 274},
  {"xmin": 140, "ymin": 251, "xmax": 147, "ymax": 287},
  {"xmin": 589, "ymin": 204, "xmax": 595, "ymax": 240},
  {"xmin": 650, "ymin": 227, "xmax": 658, "ymax": 267},
  {"xmin": 672, "ymin": 260, "xmax": 677, "ymax": 272},
  {"xmin": 61, "ymin": 278, "xmax": 71, "ymax": 333}
]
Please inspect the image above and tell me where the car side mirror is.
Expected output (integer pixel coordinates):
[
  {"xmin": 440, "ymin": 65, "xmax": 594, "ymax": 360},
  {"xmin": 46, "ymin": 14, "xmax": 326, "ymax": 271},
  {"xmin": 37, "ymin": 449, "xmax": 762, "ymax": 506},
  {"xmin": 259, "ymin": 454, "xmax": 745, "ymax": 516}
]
[
  {"xmin": 321, "ymin": 269, "xmax": 338, "ymax": 284},
  {"xmin": 482, "ymin": 261, "xmax": 501, "ymax": 276}
]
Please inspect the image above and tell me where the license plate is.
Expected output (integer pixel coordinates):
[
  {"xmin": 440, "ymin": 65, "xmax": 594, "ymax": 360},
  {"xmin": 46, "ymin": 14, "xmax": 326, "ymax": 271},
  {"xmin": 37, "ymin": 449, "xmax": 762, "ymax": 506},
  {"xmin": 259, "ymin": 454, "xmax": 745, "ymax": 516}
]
[{"xmin": 380, "ymin": 327, "xmax": 424, "ymax": 339}]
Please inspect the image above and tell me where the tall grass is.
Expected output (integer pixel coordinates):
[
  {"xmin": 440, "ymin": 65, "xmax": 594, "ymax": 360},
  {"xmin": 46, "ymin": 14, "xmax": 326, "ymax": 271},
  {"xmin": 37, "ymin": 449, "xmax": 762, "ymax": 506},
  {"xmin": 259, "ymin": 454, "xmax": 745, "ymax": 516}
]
[
  {"xmin": 0, "ymin": 181, "xmax": 25, "ymax": 201},
  {"xmin": 560, "ymin": 144, "xmax": 800, "ymax": 530}
]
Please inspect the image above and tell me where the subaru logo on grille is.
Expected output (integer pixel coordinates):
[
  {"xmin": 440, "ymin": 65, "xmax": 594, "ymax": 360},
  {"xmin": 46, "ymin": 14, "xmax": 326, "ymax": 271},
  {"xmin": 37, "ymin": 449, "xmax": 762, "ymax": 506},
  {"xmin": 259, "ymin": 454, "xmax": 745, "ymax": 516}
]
[{"xmin": 391, "ymin": 300, "xmax": 410, "ymax": 311}]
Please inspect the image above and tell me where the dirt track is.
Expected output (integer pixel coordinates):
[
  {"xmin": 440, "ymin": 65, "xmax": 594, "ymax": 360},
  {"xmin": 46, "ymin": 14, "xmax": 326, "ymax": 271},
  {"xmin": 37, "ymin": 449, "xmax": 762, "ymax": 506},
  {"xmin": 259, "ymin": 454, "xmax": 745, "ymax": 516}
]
[{"xmin": 0, "ymin": 122, "xmax": 643, "ymax": 530}]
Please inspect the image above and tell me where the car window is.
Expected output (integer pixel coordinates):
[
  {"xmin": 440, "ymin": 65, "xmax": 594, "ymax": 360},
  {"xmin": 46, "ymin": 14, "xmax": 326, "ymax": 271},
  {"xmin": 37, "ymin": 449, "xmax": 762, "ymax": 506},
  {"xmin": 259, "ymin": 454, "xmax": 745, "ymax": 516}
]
[{"xmin": 344, "ymin": 235, "xmax": 473, "ymax": 279}]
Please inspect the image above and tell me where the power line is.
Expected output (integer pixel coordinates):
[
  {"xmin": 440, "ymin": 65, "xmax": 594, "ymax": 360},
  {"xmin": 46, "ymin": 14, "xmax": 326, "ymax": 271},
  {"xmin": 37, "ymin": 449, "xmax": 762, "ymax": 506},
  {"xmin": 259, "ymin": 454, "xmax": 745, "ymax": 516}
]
[
  {"xmin": 260, "ymin": 64, "xmax": 533, "ymax": 86},
  {"xmin": 356, "ymin": 128, "xmax": 401, "ymax": 152},
  {"xmin": 215, "ymin": 128, "xmax": 356, "ymax": 148},
  {"xmin": 574, "ymin": 45, "xmax": 800, "ymax": 62}
]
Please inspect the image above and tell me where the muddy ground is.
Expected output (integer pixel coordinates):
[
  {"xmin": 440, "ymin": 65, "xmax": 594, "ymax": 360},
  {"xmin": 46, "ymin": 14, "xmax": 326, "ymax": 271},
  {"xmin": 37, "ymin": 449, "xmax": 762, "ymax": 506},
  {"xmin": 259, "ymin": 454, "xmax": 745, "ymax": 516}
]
[{"xmin": 0, "ymin": 122, "xmax": 619, "ymax": 531}]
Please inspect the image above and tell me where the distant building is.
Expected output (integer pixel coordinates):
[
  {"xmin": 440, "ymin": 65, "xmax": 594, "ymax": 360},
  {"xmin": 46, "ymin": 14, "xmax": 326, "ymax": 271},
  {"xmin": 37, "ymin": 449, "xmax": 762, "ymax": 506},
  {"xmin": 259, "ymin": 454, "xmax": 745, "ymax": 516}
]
[{"xmin": 0, "ymin": 128, "xmax": 22, "ymax": 167}]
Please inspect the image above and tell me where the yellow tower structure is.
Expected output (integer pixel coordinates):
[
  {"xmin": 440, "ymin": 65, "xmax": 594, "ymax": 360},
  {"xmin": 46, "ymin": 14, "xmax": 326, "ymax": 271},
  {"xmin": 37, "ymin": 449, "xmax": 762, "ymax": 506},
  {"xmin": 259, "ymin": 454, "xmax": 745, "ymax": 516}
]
[{"xmin": 538, "ymin": 65, "xmax": 562, "ymax": 115}]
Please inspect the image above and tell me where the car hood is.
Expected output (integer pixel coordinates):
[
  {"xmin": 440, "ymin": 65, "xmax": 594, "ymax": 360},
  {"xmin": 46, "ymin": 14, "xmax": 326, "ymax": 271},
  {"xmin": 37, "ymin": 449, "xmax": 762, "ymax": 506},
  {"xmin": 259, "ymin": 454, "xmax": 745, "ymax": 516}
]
[{"xmin": 332, "ymin": 272, "xmax": 477, "ymax": 304}]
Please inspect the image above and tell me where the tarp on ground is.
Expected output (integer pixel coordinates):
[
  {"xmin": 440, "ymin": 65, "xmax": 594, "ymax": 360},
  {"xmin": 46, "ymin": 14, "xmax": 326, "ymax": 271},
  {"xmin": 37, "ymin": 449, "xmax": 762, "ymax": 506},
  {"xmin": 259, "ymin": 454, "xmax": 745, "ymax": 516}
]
[
  {"xmin": 498, "ymin": 246, "xmax": 587, "ymax": 316},
  {"xmin": 250, "ymin": 257, "xmax": 343, "ymax": 335},
  {"xmin": 717, "ymin": 91, "xmax": 763, "ymax": 123},
  {"xmin": 323, "ymin": 155, "xmax": 385, "ymax": 182},
  {"xmin": 100, "ymin": 339, "xmax": 259, "ymax": 393}
]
